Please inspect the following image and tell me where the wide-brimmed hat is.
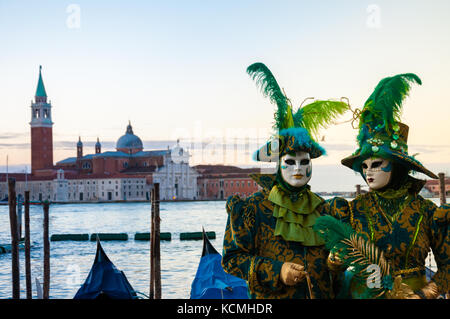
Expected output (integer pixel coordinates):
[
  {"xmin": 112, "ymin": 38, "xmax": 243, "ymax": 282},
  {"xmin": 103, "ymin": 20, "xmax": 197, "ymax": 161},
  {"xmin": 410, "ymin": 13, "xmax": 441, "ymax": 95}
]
[
  {"xmin": 253, "ymin": 127, "xmax": 325, "ymax": 162},
  {"xmin": 247, "ymin": 62, "xmax": 348, "ymax": 163},
  {"xmin": 341, "ymin": 73, "xmax": 438, "ymax": 179}
]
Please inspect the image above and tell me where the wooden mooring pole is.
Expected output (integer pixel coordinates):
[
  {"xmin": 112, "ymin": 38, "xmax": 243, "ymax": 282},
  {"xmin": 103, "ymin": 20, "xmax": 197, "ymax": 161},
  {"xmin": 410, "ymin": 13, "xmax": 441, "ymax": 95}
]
[
  {"xmin": 17, "ymin": 195, "xmax": 23, "ymax": 241},
  {"xmin": 43, "ymin": 201, "xmax": 50, "ymax": 299},
  {"xmin": 438, "ymin": 172, "xmax": 446, "ymax": 205},
  {"xmin": 24, "ymin": 191, "xmax": 32, "ymax": 299},
  {"xmin": 8, "ymin": 178, "xmax": 20, "ymax": 299},
  {"xmin": 150, "ymin": 183, "xmax": 161, "ymax": 299},
  {"xmin": 150, "ymin": 187, "xmax": 154, "ymax": 299},
  {"xmin": 355, "ymin": 184, "xmax": 361, "ymax": 196}
]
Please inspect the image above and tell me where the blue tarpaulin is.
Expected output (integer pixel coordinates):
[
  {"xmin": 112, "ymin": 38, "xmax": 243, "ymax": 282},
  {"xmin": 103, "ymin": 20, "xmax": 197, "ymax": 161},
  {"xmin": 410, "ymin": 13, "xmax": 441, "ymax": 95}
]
[
  {"xmin": 74, "ymin": 240, "xmax": 136, "ymax": 299},
  {"xmin": 190, "ymin": 230, "xmax": 248, "ymax": 299}
]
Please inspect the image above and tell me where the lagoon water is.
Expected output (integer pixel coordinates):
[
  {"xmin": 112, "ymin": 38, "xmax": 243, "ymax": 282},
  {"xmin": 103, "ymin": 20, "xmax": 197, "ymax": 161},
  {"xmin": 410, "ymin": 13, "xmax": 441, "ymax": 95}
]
[
  {"xmin": 0, "ymin": 198, "xmax": 440, "ymax": 299},
  {"xmin": 0, "ymin": 200, "xmax": 229, "ymax": 299}
]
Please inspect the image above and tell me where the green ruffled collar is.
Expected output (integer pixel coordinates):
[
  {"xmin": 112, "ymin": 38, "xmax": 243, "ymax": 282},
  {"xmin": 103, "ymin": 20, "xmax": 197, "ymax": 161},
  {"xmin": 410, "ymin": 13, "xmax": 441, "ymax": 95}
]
[{"xmin": 268, "ymin": 185, "xmax": 325, "ymax": 245}]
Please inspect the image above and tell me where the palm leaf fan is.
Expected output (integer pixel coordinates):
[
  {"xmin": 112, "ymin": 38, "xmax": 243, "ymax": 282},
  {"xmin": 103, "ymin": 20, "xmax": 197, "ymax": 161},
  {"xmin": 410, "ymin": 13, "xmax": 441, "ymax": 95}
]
[
  {"xmin": 294, "ymin": 100, "xmax": 349, "ymax": 140},
  {"xmin": 341, "ymin": 233, "xmax": 392, "ymax": 298},
  {"xmin": 342, "ymin": 234, "xmax": 391, "ymax": 278},
  {"xmin": 247, "ymin": 63, "xmax": 294, "ymax": 130},
  {"xmin": 361, "ymin": 73, "xmax": 421, "ymax": 133},
  {"xmin": 314, "ymin": 215, "xmax": 392, "ymax": 298}
]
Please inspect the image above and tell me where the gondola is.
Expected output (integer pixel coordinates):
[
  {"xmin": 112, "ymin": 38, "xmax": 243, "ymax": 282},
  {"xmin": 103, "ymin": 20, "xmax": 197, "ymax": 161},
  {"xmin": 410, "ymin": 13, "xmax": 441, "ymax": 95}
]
[
  {"xmin": 190, "ymin": 229, "xmax": 248, "ymax": 299},
  {"xmin": 74, "ymin": 238, "xmax": 137, "ymax": 299}
]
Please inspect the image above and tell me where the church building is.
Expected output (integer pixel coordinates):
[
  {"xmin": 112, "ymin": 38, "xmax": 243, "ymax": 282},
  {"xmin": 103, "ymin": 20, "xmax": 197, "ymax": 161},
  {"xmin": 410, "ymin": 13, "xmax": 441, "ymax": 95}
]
[{"xmin": 0, "ymin": 66, "xmax": 199, "ymax": 202}]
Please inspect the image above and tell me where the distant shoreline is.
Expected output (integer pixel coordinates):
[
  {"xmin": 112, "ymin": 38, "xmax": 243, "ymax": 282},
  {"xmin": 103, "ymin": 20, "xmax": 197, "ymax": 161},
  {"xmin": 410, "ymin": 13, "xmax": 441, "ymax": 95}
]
[
  {"xmin": 0, "ymin": 199, "xmax": 225, "ymax": 205},
  {"xmin": 0, "ymin": 195, "xmax": 443, "ymax": 206}
]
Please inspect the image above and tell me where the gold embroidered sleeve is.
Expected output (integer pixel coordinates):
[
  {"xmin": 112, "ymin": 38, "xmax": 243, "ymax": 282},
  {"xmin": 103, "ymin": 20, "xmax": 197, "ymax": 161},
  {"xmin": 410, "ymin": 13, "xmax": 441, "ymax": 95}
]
[
  {"xmin": 222, "ymin": 193, "xmax": 284, "ymax": 294},
  {"xmin": 430, "ymin": 204, "xmax": 450, "ymax": 293}
]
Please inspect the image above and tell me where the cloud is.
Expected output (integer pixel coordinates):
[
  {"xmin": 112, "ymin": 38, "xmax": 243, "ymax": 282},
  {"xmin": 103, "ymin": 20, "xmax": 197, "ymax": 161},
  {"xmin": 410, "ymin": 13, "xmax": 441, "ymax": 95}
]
[
  {"xmin": 1, "ymin": 138, "xmax": 447, "ymax": 155},
  {"xmin": 319, "ymin": 143, "xmax": 356, "ymax": 151},
  {"xmin": 0, "ymin": 143, "xmax": 30, "ymax": 149},
  {"xmin": 407, "ymin": 144, "xmax": 450, "ymax": 154},
  {"xmin": 0, "ymin": 132, "xmax": 28, "ymax": 140}
]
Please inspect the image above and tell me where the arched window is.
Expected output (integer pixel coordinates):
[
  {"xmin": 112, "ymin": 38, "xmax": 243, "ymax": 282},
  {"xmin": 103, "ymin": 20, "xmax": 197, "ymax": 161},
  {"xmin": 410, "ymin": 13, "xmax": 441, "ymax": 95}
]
[{"xmin": 82, "ymin": 162, "xmax": 91, "ymax": 169}]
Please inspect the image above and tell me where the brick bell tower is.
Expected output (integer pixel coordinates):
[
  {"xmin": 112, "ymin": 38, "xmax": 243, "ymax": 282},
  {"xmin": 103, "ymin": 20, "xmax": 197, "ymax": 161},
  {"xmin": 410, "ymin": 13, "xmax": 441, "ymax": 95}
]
[{"xmin": 30, "ymin": 66, "xmax": 54, "ymax": 175}]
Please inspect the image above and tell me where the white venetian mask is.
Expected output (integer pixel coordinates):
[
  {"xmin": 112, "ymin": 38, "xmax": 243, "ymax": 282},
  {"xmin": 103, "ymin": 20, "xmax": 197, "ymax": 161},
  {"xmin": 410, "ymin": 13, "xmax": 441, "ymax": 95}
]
[
  {"xmin": 361, "ymin": 157, "xmax": 393, "ymax": 190},
  {"xmin": 280, "ymin": 151, "xmax": 312, "ymax": 187}
]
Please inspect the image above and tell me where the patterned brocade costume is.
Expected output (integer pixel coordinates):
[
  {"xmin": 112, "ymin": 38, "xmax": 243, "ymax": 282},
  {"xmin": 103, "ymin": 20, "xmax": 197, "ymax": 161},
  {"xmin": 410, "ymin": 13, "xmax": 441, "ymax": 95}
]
[
  {"xmin": 328, "ymin": 178, "xmax": 450, "ymax": 297},
  {"xmin": 222, "ymin": 177, "xmax": 333, "ymax": 299},
  {"xmin": 221, "ymin": 62, "xmax": 349, "ymax": 299}
]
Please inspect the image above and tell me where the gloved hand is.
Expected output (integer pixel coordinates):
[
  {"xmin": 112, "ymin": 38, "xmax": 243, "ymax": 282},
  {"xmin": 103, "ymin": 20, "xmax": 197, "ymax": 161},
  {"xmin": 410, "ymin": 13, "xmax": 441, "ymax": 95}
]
[
  {"xmin": 280, "ymin": 262, "xmax": 306, "ymax": 286},
  {"xmin": 386, "ymin": 275, "xmax": 418, "ymax": 299},
  {"xmin": 327, "ymin": 250, "xmax": 345, "ymax": 273},
  {"xmin": 413, "ymin": 281, "xmax": 440, "ymax": 299}
]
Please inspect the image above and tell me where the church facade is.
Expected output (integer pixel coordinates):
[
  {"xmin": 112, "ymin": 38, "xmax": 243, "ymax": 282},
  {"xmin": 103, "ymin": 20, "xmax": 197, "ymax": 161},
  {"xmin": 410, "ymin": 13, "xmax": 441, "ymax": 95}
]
[{"xmin": 0, "ymin": 67, "xmax": 199, "ymax": 202}]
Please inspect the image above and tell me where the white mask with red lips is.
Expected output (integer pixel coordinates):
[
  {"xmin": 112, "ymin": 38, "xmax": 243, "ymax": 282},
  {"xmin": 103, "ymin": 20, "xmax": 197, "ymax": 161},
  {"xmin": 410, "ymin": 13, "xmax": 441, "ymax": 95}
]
[
  {"xmin": 280, "ymin": 151, "xmax": 312, "ymax": 188},
  {"xmin": 361, "ymin": 157, "xmax": 393, "ymax": 190}
]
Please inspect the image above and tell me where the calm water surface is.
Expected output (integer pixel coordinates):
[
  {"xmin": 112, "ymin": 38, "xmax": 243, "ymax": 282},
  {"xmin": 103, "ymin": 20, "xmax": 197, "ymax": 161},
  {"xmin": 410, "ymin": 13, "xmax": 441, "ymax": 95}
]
[
  {"xmin": 0, "ymin": 200, "xmax": 229, "ymax": 299},
  {"xmin": 0, "ymin": 198, "xmax": 440, "ymax": 299}
]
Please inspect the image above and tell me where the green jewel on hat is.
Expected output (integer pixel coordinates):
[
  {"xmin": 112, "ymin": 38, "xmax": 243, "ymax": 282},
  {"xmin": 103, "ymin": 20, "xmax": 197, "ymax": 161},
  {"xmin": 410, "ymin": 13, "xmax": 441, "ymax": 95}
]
[
  {"xmin": 247, "ymin": 62, "xmax": 349, "ymax": 162},
  {"xmin": 341, "ymin": 73, "xmax": 438, "ymax": 179}
]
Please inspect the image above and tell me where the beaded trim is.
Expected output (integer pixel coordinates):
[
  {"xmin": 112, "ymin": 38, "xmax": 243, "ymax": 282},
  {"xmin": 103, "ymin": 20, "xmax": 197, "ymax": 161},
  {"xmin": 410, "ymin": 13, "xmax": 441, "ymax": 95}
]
[
  {"xmin": 393, "ymin": 267, "xmax": 423, "ymax": 276},
  {"xmin": 349, "ymin": 201, "xmax": 355, "ymax": 228}
]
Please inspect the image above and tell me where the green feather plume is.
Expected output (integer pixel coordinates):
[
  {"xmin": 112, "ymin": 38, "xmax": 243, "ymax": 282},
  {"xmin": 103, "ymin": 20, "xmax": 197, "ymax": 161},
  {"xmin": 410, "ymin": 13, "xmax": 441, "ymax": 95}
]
[
  {"xmin": 246, "ymin": 63, "xmax": 292, "ymax": 130},
  {"xmin": 313, "ymin": 215, "xmax": 354, "ymax": 251},
  {"xmin": 295, "ymin": 100, "xmax": 349, "ymax": 140},
  {"xmin": 360, "ymin": 73, "xmax": 422, "ymax": 133},
  {"xmin": 247, "ymin": 62, "xmax": 349, "ymax": 138}
]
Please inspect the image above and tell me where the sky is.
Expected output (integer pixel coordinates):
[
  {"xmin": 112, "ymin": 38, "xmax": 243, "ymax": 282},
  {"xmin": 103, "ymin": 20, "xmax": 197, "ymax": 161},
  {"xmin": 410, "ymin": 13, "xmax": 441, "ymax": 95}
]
[{"xmin": 1, "ymin": 0, "xmax": 450, "ymax": 192}]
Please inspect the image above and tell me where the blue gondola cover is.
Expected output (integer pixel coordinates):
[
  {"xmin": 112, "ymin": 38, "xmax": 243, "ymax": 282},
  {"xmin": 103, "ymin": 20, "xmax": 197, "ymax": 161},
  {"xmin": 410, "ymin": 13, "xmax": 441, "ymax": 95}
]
[
  {"xmin": 74, "ymin": 239, "xmax": 136, "ymax": 299},
  {"xmin": 190, "ymin": 230, "xmax": 248, "ymax": 299}
]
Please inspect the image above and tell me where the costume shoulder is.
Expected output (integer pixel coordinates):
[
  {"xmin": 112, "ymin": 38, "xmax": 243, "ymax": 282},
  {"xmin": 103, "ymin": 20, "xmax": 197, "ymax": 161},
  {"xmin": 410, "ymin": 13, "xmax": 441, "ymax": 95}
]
[
  {"xmin": 249, "ymin": 173, "xmax": 276, "ymax": 190},
  {"xmin": 310, "ymin": 192, "xmax": 330, "ymax": 215},
  {"xmin": 225, "ymin": 172, "xmax": 274, "ymax": 216},
  {"xmin": 434, "ymin": 203, "xmax": 450, "ymax": 225},
  {"xmin": 226, "ymin": 190, "xmax": 268, "ymax": 214},
  {"xmin": 226, "ymin": 190, "xmax": 270, "ymax": 229},
  {"xmin": 327, "ymin": 196, "xmax": 352, "ymax": 219}
]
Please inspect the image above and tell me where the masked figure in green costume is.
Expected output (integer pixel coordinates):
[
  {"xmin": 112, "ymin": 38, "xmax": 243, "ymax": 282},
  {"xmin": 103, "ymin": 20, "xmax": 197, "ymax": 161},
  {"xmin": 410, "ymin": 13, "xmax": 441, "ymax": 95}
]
[
  {"xmin": 324, "ymin": 73, "xmax": 450, "ymax": 299},
  {"xmin": 221, "ymin": 62, "xmax": 349, "ymax": 299}
]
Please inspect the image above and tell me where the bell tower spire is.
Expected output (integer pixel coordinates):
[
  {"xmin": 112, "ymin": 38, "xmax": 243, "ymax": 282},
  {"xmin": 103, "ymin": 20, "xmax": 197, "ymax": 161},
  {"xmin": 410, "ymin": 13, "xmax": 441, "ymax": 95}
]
[
  {"xmin": 77, "ymin": 136, "xmax": 83, "ymax": 159},
  {"xmin": 30, "ymin": 65, "xmax": 54, "ymax": 174},
  {"xmin": 35, "ymin": 65, "xmax": 47, "ymax": 103},
  {"xmin": 95, "ymin": 137, "xmax": 101, "ymax": 154}
]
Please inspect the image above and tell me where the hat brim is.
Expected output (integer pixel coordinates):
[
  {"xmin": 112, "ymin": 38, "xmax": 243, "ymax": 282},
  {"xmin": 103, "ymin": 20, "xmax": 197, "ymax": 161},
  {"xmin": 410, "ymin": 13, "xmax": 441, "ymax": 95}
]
[
  {"xmin": 253, "ymin": 128, "xmax": 325, "ymax": 162},
  {"xmin": 253, "ymin": 140, "xmax": 324, "ymax": 162},
  {"xmin": 341, "ymin": 150, "xmax": 438, "ymax": 179}
]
